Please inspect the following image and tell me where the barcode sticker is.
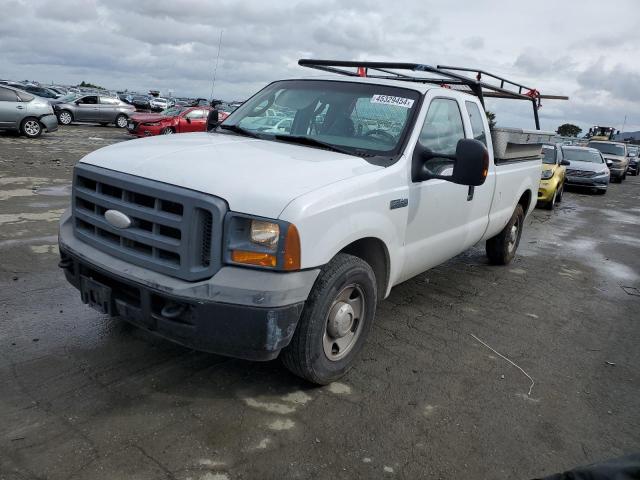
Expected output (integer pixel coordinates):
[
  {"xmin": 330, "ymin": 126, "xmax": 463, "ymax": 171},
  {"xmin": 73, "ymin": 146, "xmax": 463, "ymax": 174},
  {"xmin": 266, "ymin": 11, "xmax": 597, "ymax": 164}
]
[{"xmin": 371, "ymin": 95, "xmax": 414, "ymax": 108}]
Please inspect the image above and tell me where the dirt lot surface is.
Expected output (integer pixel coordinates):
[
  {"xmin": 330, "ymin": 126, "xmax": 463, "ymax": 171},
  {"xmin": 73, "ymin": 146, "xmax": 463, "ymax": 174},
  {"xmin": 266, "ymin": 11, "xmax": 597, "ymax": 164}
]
[{"xmin": 1, "ymin": 126, "xmax": 639, "ymax": 480}]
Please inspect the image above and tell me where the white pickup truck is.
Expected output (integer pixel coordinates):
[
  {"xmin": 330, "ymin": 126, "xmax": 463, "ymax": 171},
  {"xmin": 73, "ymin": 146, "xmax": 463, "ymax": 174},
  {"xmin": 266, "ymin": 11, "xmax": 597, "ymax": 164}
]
[{"xmin": 59, "ymin": 60, "xmax": 561, "ymax": 384}]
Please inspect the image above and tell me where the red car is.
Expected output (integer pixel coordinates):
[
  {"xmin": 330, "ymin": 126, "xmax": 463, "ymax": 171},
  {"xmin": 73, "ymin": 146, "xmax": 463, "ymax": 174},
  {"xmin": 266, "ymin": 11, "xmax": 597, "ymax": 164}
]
[{"xmin": 127, "ymin": 106, "xmax": 212, "ymax": 137}]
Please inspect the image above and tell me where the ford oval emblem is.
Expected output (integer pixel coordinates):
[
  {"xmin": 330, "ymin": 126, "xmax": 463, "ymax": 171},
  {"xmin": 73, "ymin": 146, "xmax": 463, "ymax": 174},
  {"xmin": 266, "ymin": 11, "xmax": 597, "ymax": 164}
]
[{"xmin": 104, "ymin": 209, "xmax": 132, "ymax": 229}]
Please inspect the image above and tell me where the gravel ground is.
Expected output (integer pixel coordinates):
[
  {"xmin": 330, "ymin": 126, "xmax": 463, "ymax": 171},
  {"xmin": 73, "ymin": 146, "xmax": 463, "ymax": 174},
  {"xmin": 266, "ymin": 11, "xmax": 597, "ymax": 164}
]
[{"xmin": 1, "ymin": 125, "xmax": 639, "ymax": 480}]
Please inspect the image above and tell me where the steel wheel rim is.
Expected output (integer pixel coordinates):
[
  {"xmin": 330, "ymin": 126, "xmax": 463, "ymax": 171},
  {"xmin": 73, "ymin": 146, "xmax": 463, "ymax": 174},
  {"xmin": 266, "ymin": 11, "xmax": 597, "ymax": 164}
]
[
  {"xmin": 24, "ymin": 120, "xmax": 40, "ymax": 136},
  {"xmin": 507, "ymin": 217, "xmax": 520, "ymax": 253},
  {"xmin": 163, "ymin": 128, "xmax": 173, "ymax": 134},
  {"xmin": 117, "ymin": 116, "xmax": 127, "ymax": 127},
  {"xmin": 60, "ymin": 112, "xmax": 71, "ymax": 124},
  {"xmin": 323, "ymin": 284, "xmax": 365, "ymax": 361}
]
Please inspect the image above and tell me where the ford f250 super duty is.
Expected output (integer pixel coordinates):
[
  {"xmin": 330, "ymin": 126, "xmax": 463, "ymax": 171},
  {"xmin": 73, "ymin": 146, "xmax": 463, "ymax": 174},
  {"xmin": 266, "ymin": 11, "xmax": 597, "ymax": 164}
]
[{"xmin": 58, "ymin": 60, "xmax": 566, "ymax": 384}]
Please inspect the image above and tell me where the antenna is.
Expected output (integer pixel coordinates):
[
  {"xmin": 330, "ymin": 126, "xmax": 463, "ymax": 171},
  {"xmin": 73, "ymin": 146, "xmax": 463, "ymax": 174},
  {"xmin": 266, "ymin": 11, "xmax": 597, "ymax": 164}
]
[{"xmin": 209, "ymin": 29, "xmax": 224, "ymax": 101}]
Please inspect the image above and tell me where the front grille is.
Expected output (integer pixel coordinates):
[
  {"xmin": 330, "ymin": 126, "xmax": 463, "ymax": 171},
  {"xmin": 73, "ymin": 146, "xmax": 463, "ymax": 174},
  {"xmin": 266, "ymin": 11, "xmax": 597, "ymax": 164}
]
[
  {"xmin": 72, "ymin": 164, "xmax": 226, "ymax": 281},
  {"xmin": 566, "ymin": 169, "xmax": 596, "ymax": 178}
]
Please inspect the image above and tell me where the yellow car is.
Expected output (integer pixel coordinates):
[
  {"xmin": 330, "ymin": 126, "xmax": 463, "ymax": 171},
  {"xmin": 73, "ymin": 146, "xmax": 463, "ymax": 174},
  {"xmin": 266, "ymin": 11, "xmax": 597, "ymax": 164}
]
[{"xmin": 537, "ymin": 143, "xmax": 569, "ymax": 210}]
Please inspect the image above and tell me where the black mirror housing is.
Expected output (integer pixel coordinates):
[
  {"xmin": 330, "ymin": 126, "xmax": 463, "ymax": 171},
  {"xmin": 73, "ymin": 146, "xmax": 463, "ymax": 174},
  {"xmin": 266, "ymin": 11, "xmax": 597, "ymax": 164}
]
[
  {"xmin": 561, "ymin": 159, "xmax": 570, "ymax": 166},
  {"xmin": 413, "ymin": 139, "xmax": 489, "ymax": 186}
]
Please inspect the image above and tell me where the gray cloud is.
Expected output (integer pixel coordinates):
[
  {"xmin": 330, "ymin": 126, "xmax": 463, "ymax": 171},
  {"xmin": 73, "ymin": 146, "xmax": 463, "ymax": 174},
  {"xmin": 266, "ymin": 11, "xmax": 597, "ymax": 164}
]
[{"xmin": 1, "ymin": 0, "xmax": 639, "ymax": 131}]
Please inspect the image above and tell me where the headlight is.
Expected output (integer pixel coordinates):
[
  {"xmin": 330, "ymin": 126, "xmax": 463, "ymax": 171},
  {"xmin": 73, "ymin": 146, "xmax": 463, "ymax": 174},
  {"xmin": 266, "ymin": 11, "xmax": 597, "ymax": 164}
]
[
  {"xmin": 250, "ymin": 220, "xmax": 279, "ymax": 248},
  {"xmin": 541, "ymin": 169, "xmax": 554, "ymax": 180},
  {"xmin": 224, "ymin": 213, "xmax": 300, "ymax": 270}
]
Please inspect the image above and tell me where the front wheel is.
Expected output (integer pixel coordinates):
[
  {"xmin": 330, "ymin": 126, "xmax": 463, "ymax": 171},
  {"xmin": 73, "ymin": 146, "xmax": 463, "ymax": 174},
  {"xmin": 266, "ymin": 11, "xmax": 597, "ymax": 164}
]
[
  {"xmin": 556, "ymin": 183, "xmax": 564, "ymax": 203},
  {"xmin": 21, "ymin": 117, "xmax": 42, "ymax": 138},
  {"xmin": 57, "ymin": 110, "xmax": 73, "ymax": 125},
  {"xmin": 281, "ymin": 253, "xmax": 377, "ymax": 384},
  {"xmin": 161, "ymin": 127, "xmax": 174, "ymax": 135},
  {"xmin": 486, "ymin": 204, "xmax": 524, "ymax": 265},
  {"xmin": 544, "ymin": 189, "xmax": 557, "ymax": 210},
  {"xmin": 115, "ymin": 114, "xmax": 128, "ymax": 128}
]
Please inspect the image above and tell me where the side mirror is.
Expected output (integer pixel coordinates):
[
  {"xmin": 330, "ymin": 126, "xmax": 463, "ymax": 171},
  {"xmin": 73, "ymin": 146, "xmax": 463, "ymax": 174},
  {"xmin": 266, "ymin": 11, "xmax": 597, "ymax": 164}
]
[
  {"xmin": 561, "ymin": 160, "xmax": 570, "ymax": 166},
  {"xmin": 413, "ymin": 139, "xmax": 489, "ymax": 186},
  {"xmin": 606, "ymin": 160, "xmax": 613, "ymax": 166},
  {"xmin": 186, "ymin": 117, "xmax": 191, "ymax": 123},
  {"xmin": 75, "ymin": 100, "xmax": 81, "ymax": 105}
]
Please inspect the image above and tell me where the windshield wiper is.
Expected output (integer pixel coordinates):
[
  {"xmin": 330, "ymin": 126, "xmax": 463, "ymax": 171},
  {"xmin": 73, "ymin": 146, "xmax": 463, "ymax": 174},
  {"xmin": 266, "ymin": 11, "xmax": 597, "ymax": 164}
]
[
  {"xmin": 274, "ymin": 135, "xmax": 371, "ymax": 157},
  {"xmin": 217, "ymin": 124, "xmax": 260, "ymax": 138}
]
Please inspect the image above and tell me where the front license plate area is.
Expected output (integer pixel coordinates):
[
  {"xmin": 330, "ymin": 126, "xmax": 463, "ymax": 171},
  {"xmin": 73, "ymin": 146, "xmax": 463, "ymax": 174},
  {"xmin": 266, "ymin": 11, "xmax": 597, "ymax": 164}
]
[{"xmin": 80, "ymin": 276, "xmax": 113, "ymax": 315}]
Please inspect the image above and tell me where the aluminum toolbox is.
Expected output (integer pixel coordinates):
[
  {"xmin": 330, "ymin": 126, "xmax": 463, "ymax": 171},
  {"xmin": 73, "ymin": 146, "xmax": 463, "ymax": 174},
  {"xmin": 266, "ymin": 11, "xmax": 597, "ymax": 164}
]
[{"xmin": 491, "ymin": 128, "xmax": 555, "ymax": 160}]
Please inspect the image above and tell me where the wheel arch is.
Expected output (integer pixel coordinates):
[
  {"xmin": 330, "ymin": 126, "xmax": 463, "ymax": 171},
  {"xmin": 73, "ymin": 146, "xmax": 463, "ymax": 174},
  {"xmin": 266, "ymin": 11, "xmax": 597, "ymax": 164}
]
[
  {"xmin": 338, "ymin": 237, "xmax": 390, "ymax": 302},
  {"xmin": 517, "ymin": 189, "xmax": 533, "ymax": 215}
]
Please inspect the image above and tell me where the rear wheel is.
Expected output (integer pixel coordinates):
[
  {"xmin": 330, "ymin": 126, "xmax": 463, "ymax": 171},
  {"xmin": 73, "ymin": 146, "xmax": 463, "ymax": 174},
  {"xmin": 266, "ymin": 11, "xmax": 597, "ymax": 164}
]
[
  {"xmin": 281, "ymin": 253, "xmax": 377, "ymax": 384},
  {"xmin": 21, "ymin": 117, "xmax": 42, "ymax": 138},
  {"xmin": 486, "ymin": 204, "xmax": 524, "ymax": 265},
  {"xmin": 58, "ymin": 110, "xmax": 73, "ymax": 125},
  {"xmin": 115, "ymin": 114, "xmax": 128, "ymax": 128},
  {"xmin": 161, "ymin": 127, "xmax": 174, "ymax": 135}
]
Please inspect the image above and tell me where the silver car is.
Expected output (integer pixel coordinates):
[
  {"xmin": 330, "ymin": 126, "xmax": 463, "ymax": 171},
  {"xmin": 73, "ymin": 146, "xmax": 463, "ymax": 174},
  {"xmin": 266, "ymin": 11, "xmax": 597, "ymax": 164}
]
[
  {"xmin": 0, "ymin": 85, "xmax": 58, "ymax": 138},
  {"xmin": 54, "ymin": 94, "xmax": 135, "ymax": 128},
  {"xmin": 562, "ymin": 146, "xmax": 610, "ymax": 194}
]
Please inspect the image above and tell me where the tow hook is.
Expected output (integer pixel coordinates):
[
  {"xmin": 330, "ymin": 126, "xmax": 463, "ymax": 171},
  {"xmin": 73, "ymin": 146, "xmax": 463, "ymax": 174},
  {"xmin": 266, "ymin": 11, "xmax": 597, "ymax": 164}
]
[
  {"xmin": 161, "ymin": 302, "xmax": 187, "ymax": 320},
  {"xmin": 58, "ymin": 258, "xmax": 73, "ymax": 270}
]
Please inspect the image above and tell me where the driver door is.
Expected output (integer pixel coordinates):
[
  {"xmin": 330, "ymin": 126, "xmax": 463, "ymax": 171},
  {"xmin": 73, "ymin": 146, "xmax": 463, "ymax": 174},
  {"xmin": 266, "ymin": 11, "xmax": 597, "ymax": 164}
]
[
  {"xmin": 179, "ymin": 108, "xmax": 207, "ymax": 132},
  {"xmin": 401, "ymin": 94, "xmax": 482, "ymax": 281},
  {"xmin": 75, "ymin": 95, "xmax": 99, "ymax": 122}
]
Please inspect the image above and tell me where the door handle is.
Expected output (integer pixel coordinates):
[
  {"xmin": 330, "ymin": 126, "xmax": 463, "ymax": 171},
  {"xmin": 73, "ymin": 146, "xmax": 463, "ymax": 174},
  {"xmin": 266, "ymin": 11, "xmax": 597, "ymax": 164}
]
[{"xmin": 16, "ymin": 106, "xmax": 24, "ymax": 109}]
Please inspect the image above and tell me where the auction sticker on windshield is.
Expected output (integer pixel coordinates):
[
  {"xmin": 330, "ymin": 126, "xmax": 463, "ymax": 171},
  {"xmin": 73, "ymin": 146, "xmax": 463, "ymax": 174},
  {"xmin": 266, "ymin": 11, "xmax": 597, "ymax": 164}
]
[{"xmin": 371, "ymin": 94, "xmax": 415, "ymax": 108}]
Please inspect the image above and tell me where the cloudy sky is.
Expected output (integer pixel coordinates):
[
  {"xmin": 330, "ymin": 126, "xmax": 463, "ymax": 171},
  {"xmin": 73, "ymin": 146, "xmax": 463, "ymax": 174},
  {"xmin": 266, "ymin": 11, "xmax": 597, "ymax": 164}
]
[{"xmin": 1, "ymin": 0, "xmax": 639, "ymax": 133}]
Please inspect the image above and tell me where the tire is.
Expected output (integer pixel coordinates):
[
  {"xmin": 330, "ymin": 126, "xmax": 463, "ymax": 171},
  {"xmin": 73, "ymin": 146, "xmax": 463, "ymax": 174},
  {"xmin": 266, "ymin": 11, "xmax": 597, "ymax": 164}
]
[
  {"xmin": 21, "ymin": 117, "xmax": 42, "ymax": 138},
  {"xmin": 115, "ymin": 114, "xmax": 128, "ymax": 128},
  {"xmin": 544, "ymin": 189, "xmax": 557, "ymax": 210},
  {"xmin": 57, "ymin": 110, "xmax": 73, "ymax": 125},
  {"xmin": 161, "ymin": 127, "xmax": 174, "ymax": 135},
  {"xmin": 486, "ymin": 204, "xmax": 524, "ymax": 265},
  {"xmin": 556, "ymin": 183, "xmax": 564, "ymax": 203},
  {"xmin": 281, "ymin": 253, "xmax": 377, "ymax": 385},
  {"xmin": 596, "ymin": 189, "xmax": 607, "ymax": 195}
]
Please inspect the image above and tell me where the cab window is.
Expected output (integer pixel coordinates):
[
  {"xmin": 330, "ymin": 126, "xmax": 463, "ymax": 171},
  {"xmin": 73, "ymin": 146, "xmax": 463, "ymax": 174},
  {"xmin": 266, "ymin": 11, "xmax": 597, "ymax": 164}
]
[
  {"xmin": 0, "ymin": 87, "xmax": 18, "ymax": 102},
  {"xmin": 78, "ymin": 96, "xmax": 98, "ymax": 105},
  {"xmin": 100, "ymin": 97, "xmax": 119, "ymax": 105},
  {"xmin": 185, "ymin": 109, "xmax": 206, "ymax": 119},
  {"xmin": 465, "ymin": 101, "xmax": 487, "ymax": 146},
  {"xmin": 419, "ymin": 98, "xmax": 466, "ymax": 174}
]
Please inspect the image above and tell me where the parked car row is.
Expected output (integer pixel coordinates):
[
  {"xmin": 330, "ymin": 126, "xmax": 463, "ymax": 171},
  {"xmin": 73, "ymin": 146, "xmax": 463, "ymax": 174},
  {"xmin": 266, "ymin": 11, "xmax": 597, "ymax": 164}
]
[{"xmin": 536, "ymin": 139, "xmax": 639, "ymax": 210}]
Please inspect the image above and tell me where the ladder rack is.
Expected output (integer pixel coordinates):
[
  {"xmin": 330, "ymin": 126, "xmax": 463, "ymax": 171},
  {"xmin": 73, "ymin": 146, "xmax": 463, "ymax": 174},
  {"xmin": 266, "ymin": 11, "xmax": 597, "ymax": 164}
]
[{"xmin": 298, "ymin": 59, "xmax": 569, "ymax": 130}]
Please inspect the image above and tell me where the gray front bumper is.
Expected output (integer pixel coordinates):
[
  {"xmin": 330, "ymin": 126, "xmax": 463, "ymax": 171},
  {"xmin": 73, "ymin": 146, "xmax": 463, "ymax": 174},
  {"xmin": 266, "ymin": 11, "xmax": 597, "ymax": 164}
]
[
  {"xmin": 58, "ymin": 208, "xmax": 320, "ymax": 308},
  {"xmin": 40, "ymin": 114, "xmax": 59, "ymax": 132}
]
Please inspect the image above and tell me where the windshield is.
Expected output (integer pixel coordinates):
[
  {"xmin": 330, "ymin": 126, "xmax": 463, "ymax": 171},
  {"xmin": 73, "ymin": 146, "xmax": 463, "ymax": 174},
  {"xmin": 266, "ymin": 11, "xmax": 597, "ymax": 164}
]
[
  {"xmin": 542, "ymin": 146, "xmax": 556, "ymax": 164},
  {"xmin": 161, "ymin": 106, "xmax": 184, "ymax": 116},
  {"xmin": 562, "ymin": 148, "xmax": 603, "ymax": 164},
  {"xmin": 627, "ymin": 146, "xmax": 638, "ymax": 156},
  {"xmin": 60, "ymin": 93, "xmax": 78, "ymax": 102},
  {"xmin": 221, "ymin": 80, "xmax": 421, "ymax": 160},
  {"xmin": 588, "ymin": 142, "xmax": 625, "ymax": 156}
]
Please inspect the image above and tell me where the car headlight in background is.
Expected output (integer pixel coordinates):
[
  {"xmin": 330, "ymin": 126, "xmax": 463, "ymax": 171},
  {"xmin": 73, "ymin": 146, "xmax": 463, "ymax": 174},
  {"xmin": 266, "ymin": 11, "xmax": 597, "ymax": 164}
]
[
  {"xmin": 225, "ymin": 213, "xmax": 300, "ymax": 271},
  {"xmin": 541, "ymin": 169, "xmax": 554, "ymax": 180}
]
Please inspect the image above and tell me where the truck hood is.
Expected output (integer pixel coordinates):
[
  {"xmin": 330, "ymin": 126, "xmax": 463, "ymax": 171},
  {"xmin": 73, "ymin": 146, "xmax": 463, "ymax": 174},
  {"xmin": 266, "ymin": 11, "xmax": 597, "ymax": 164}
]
[{"xmin": 80, "ymin": 132, "xmax": 382, "ymax": 218}]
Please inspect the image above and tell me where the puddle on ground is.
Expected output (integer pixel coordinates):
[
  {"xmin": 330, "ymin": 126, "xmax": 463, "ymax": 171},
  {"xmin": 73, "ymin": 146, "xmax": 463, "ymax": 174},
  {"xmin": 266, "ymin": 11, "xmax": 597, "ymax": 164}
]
[{"xmin": 34, "ymin": 185, "xmax": 71, "ymax": 197}]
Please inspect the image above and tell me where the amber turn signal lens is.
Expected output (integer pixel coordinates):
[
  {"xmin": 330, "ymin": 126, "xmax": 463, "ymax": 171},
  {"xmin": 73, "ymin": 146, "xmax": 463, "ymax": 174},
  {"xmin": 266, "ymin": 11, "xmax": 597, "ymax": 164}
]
[
  {"xmin": 231, "ymin": 250, "xmax": 277, "ymax": 267},
  {"xmin": 283, "ymin": 224, "xmax": 301, "ymax": 271}
]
